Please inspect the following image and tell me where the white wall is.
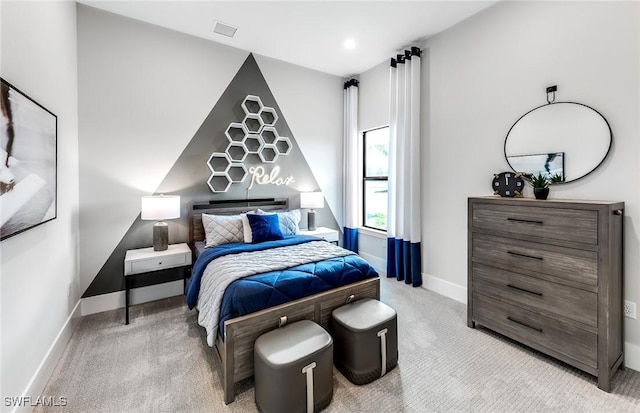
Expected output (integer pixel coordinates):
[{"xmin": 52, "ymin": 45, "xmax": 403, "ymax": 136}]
[
  {"xmin": 77, "ymin": 6, "xmax": 345, "ymax": 301},
  {"xmin": 76, "ymin": 5, "xmax": 250, "ymax": 296},
  {"xmin": 358, "ymin": 0, "xmax": 640, "ymax": 368},
  {"xmin": 0, "ymin": 1, "xmax": 80, "ymax": 409}
]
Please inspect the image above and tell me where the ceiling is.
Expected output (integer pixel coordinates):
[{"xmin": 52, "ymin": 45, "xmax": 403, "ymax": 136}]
[{"xmin": 80, "ymin": 1, "xmax": 498, "ymax": 78}]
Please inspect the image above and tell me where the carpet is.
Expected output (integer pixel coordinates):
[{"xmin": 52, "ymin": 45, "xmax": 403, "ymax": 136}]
[{"xmin": 35, "ymin": 276, "xmax": 640, "ymax": 412}]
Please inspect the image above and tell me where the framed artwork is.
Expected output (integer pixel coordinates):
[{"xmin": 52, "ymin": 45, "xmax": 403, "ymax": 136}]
[
  {"xmin": 507, "ymin": 152, "xmax": 564, "ymax": 179},
  {"xmin": 1, "ymin": 78, "xmax": 57, "ymax": 241}
]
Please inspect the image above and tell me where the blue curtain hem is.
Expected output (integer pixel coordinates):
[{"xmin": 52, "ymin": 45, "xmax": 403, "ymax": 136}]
[
  {"xmin": 386, "ymin": 237, "xmax": 422, "ymax": 287},
  {"xmin": 343, "ymin": 227, "xmax": 358, "ymax": 252}
]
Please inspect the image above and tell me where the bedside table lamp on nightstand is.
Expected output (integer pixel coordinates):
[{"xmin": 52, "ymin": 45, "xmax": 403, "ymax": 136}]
[
  {"xmin": 300, "ymin": 191, "xmax": 324, "ymax": 231},
  {"xmin": 141, "ymin": 194, "xmax": 180, "ymax": 251}
]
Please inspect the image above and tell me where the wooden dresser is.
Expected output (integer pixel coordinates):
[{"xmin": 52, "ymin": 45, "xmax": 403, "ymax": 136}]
[{"xmin": 467, "ymin": 197, "xmax": 624, "ymax": 391}]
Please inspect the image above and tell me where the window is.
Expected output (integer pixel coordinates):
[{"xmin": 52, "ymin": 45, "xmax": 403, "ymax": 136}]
[{"xmin": 362, "ymin": 126, "xmax": 389, "ymax": 231}]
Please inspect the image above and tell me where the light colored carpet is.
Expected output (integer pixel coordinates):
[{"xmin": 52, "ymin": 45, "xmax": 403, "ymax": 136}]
[{"xmin": 36, "ymin": 276, "xmax": 640, "ymax": 412}]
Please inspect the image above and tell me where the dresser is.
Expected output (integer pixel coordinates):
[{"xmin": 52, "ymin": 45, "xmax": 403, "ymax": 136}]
[{"xmin": 467, "ymin": 197, "xmax": 624, "ymax": 391}]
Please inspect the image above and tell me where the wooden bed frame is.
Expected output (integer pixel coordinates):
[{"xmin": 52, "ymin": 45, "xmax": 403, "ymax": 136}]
[{"xmin": 189, "ymin": 198, "xmax": 380, "ymax": 404}]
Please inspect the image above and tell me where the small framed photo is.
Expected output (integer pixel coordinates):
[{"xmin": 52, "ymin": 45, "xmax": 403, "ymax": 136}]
[{"xmin": 1, "ymin": 78, "xmax": 57, "ymax": 241}]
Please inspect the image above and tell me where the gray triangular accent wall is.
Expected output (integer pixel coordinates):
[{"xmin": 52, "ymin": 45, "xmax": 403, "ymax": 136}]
[{"xmin": 83, "ymin": 54, "xmax": 338, "ymax": 297}]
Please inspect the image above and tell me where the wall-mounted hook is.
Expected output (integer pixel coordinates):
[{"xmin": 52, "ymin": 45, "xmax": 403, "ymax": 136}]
[{"xmin": 546, "ymin": 85, "xmax": 557, "ymax": 104}]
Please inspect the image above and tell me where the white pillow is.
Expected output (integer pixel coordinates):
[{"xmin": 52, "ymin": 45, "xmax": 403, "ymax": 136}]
[
  {"xmin": 240, "ymin": 213, "xmax": 254, "ymax": 243},
  {"xmin": 277, "ymin": 209, "xmax": 301, "ymax": 235},
  {"xmin": 201, "ymin": 213, "xmax": 244, "ymax": 248}
]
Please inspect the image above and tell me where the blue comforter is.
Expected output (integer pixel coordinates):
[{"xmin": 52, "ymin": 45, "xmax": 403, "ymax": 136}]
[{"xmin": 186, "ymin": 235, "xmax": 378, "ymax": 337}]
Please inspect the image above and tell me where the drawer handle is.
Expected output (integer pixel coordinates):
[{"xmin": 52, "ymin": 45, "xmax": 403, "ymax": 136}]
[
  {"xmin": 158, "ymin": 261, "xmax": 163, "ymax": 265},
  {"xmin": 346, "ymin": 294, "xmax": 355, "ymax": 304},
  {"xmin": 507, "ymin": 251, "xmax": 543, "ymax": 261},
  {"xmin": 507, "ymin": 284, "xmax": 543, "ymax": 297},
  {"xmin": 507, "ymin": 218, "xmax": 543, "ymax": 225},
  {"xmin": 507, "ymin": 316, "xmax": 542, "ymax": 333}
]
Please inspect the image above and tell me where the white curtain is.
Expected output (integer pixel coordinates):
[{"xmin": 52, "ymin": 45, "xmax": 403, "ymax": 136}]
[
  {"xmin": 387, "ymin": 47, "xmax": 422, "ymax": 286},
  {"xmin": 343, "ymin": 79, "xmax": 359, "ymax": 252}
]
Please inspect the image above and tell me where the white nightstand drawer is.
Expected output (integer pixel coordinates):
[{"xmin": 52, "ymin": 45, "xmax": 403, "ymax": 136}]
[
  {"xmin": 124, "ymin": 243, "xmax": 192, "ymax": 276},
  {"xmin": 300, "ymin": 227, "xmax": 339, "ymax": 243},
  {"xmin": 130, "ymin": 253, "xmax": 187, "ymax": 274}
]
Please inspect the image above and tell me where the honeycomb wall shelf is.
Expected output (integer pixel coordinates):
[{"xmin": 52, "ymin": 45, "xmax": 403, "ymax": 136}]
[{"xmin": 207, "ymin": 94, "xmax": 294, "ymax": 193}]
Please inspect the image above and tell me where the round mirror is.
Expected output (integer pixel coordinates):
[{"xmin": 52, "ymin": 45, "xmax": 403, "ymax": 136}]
[{"xmin": 504, "ymin": 102, "xmax": 612, "ymax": 183}]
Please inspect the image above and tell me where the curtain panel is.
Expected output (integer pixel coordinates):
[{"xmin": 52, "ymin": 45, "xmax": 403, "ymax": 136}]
[
  {"xmin": 387, "ymin": 47, "xmax": 422, "ymax": 287},
  {"xmin": 343, "ymin": 79, "xmax": 359, "ymax": 252}
]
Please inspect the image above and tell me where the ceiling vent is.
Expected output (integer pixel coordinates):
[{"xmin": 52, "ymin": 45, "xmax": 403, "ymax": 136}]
[{"xmin": 212, "ymin": 21, "xmax": 238, "ymax": 38}]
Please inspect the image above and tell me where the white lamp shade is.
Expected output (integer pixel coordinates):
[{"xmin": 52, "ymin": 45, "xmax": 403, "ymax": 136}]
[
  {"xmin": 141, "ymin": 195, "xmax": 180, "ymax": 220},
  {"xmin": 300, "ymin": 192, "xmax": 324, "ymax": 209}
]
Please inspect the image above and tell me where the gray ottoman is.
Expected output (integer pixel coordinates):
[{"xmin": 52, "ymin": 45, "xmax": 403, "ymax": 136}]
[
  {"xmin": 331, "ymin": 298, "xmax": 398, "ymax": 385},
  {"xmin": 254, "ymin": 320, "xmax": 333, "ymax": 413}
]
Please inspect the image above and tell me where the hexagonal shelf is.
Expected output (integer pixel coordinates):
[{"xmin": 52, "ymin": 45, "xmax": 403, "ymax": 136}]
[
  {"xmin": 226, "ymin": 142, "xmax": 248, "ymax": 163},
  {"xmin": 225, "ymin": 122, "xmax": 248, "ymax": 143},
  {"xmin": 207, "ymin": 173, "xmax": 232, "ymax": 193},
  {"xmin": 245, "ymin": 134, "xmax": 264, "ymax": 154},
  {"xmin": 241, "ymin": 95, "xmax": 263, "ymax": 115},
  {"xmin": 275, "ymin": 136, "xmax": 292, "ymax": 155},
  {"xmin": 228, "ymin": 163, "xmax": 248, "ymax": 183},
  {"xmin": 259, "ymin": 144, "xmax": 279, "ymax": 163},
  {"xmin": 261, "ymin": 126, "xmax": 279, "ymax": 145},
  {"xmin": 243, "ymin": 114, "xmax": 263, "ymax": 134},
  {"xmin": 259, "ymin": 107, "xmax": 278, "ymax": 127},
  {"xmin": 207, "ymin": 152, "xmax": 231, "ymax": 173}
]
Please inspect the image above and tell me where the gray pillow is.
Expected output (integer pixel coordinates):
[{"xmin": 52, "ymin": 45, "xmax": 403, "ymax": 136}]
[{"xmin": 202, "ymin": 213, "xmax": 244, "ymax": 248}]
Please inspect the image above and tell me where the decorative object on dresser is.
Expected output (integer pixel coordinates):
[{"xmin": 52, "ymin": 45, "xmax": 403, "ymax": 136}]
[
  {"xmin": 141, "ymin": 194, "xmax": 180, "ymax": 251},
  {"xmin": 529, "ymin": 172, "xmax": 550, "ymax": 200},
  {"xmin": 123, "ymin": 243, "xmax": 192, "ymax": 324},
  {"xmin": 300, "ymin": 191, "xmax": 324, "ymax": 231},
  {"xmin": 468, "ymin": 197, "xmax": 624, "ymax": 391},
  {"xmin": 491, "ymin": 172, "xmax": 524, "ymax": 197}
]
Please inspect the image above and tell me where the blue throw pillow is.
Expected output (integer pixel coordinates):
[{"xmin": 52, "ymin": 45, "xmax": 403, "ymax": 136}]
[{"xmin": 247, "ymin": 213, "xmax": 284, "ymax": 243}]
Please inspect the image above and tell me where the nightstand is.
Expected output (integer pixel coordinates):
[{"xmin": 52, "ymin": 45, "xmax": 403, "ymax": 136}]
[
  {"xmin": 300, "ymin": 227, "xmax": 339, "ymax": 245},
  {"xmin": 124, "ymin": 243, "xmax": 192, "ymax": 324}
]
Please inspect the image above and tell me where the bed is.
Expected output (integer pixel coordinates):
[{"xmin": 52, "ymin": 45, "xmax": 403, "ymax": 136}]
[{"xmin": 187, "ymin": 198, "xmax": 380, "ymax": 404}]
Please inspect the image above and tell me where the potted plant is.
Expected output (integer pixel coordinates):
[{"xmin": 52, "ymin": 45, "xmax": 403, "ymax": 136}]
[
  {"xmin": 531, "ymin": 172, "xmax": 550, "ymax": 200},
  {"xmin": 550, "ymin": 172, "xmax": 565, "ymax": 184}
]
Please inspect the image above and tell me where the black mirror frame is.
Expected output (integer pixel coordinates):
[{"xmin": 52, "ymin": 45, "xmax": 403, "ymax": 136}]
[{"xmin": 504, "ymin": 101, "xmax": 613, "ymax": 184}]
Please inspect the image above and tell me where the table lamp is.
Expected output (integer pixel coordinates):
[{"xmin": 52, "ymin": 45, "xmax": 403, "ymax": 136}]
[
  {"xmin": 141, "ymin": 194, "xmax": 180, "ymax": 251},
  {"xmin": 300, "ymin": 192, "xmax": 324, "ymax": 231}
]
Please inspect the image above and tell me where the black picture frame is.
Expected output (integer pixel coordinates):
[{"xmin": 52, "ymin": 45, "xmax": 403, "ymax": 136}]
[
  {"xmin": 1, "ymin": 78, "xmax": 57, "ymax": 241},
  {"xmin": 507, "ymin": 152, "xmax": 565, "ymax": 180}
]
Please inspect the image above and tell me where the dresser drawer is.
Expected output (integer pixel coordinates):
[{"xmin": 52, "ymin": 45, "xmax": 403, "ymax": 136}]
[
  {"xmin": 130, "ymin": 252, "xmax": 188, "ymax": 274},
  {"xmin": 472, "ymin": 203, "xmax": 597, "ymax": 245},
  {"xmin": 472, "ymin": 263, "xmax": 597, "ymax": 327},
  {"xmin": 472, "ymin": 293, "xmax": 597, "ymax": 369},
  {"xmin": 472, "ymin": 233, "xmax": 597, "ymax": 286}
]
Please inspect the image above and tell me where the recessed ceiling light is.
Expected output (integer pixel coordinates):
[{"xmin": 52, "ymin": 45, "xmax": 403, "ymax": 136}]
[
  {"xmin": 344, "ymin": 39, "xmax": 356, "ymax": 50},
  {"xmin": 212, "ymin": 21, "xmax": 238, "ymax": 38}
]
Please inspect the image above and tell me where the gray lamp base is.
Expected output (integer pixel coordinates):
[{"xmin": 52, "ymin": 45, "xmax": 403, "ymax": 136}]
[
  {"xmin": 153, "ymin": 221, "xmax": 169, "ymax": 251},
  {"xmin": 308, "ymin": 209, "xmax": 317, "ymax": 231}
]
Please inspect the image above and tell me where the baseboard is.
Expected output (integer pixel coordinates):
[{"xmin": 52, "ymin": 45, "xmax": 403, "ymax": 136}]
[
  {"xmin": 624, "ymin": 341, "xmax": 640, "ymax": 372},
  {"xmin": 358, "ymin": 251, "xmax": 387, "ymax": 276},
  {"xmin": 422, "ymin": 273, "xmax": 467, "ymax": 304},
  {"xmin": 11, "ymin": 300, "xmax": 81, "ymax": 413},
  {"xmin": 80, "ymin": 280, "xmax": 183, "ymax": 316}
]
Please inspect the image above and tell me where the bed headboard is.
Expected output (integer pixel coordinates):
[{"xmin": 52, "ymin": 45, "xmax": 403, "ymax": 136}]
[{"xmin": 189, "ymin": 198, "xmax": 288, "ymax": 247}]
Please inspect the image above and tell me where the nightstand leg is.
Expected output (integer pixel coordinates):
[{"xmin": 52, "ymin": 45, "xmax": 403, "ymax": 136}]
[{"xmin": 125, "ymin": 276, "xmax": 130, "ymax": 325}]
